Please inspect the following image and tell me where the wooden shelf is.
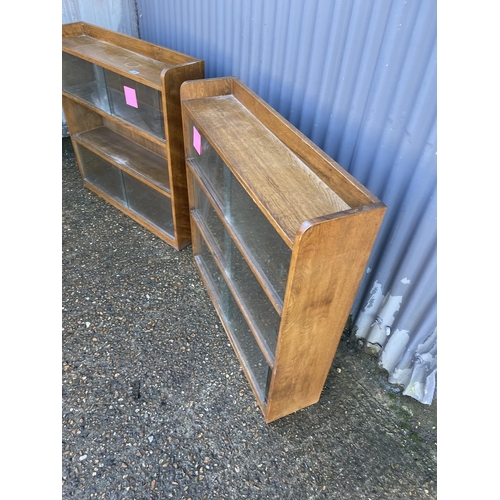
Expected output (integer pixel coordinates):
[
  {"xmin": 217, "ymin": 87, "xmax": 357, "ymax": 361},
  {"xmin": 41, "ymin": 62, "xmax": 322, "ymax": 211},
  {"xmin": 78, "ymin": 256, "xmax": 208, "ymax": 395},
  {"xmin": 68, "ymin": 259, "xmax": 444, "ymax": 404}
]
[
  {"xmin": 62, "ymin": 35, "xmax": 168, "ymax": 89},
  {"xmin": 182, "ymin": 95, "xmax": 351, "ymax": 247},
  {"xmin": 181, "ymin": 77, "xmax": 386, "ymax": 422},
  {"xmin": 62, "ymin": 91, "xmax": 167, "ymax": 148},
  {"xmin": 63, "ymin": 22, "xmax": 204, "ymax": 249},
  {"xmin": 74, "ymin": 126, "xmax": 171, "ymax": 194}
]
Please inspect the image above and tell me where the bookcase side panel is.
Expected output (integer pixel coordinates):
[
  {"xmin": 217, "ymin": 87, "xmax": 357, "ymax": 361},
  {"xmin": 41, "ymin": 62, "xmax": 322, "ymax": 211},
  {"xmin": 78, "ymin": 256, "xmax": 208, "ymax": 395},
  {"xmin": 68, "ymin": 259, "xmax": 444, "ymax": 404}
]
[
  {"xmin": 62, "ymin": 95, "xmax": 103, "ymax": 136},
  {"xmin": 265, "ymin": 206, "xmax": 386, "ymax": 422},
  {"xmin": 180, "ymin": 77, "xmax": 233, "ymax": 102},
  {"xmin": 163, "ymin": 64, "xmax": 205, "ymax": 249}
]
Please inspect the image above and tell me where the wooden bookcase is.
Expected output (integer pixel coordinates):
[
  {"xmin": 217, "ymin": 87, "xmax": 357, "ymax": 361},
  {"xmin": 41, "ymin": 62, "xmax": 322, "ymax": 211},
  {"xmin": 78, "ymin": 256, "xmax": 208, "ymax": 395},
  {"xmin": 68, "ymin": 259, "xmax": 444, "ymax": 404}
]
[
  {"xmin": 62, "ymin": 22, "xmax": 204, "ymax": 249},
  {"xmin": 180, "ymin": 77, "xmax": 386, "ymax": 422}
]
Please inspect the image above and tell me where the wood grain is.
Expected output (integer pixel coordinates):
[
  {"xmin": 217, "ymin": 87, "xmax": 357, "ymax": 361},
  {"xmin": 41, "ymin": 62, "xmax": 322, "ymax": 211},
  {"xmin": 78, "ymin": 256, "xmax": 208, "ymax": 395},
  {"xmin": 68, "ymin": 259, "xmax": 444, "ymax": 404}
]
[
  {"xmin": 103, "ymin": 116, "xmax": 166, "ymax": 156},
  {"xmin": 181, "ymin": 77, "xmax": 233, "ymax": 101},
  {"xmin": 63, "ymin": 22, "xmax": 201, "ymax": 67},
  {"xmin": 180, "ymin": 77, "xmax": 387, "ymax": 422},
  {"xmin": 62, "ymin": 95, "xmax": 103, "ymax": 136},
  {"xmin": 265, "ymin": 205, "xmax": 386, "ymax": 422},
  {"xmin": 182, "ymin": 95, "xmax": 351, "ymax": 246},
  {"xmin": 233, "ymin": 79, "xmax": 379, "ymax": 207},
  {"xmin": 74, "ymin": 127, "xmax": 171, "ymax": 194},
  {"xmin": 62, "ymin": 35, "xmax": 167, "ymax": 89},
  {"xmin": 163, "ymin": 64, "xmax": 204, "ymax": 249},
  {"xmin": 63, "ymin": 22, "xmax": 204, "ymax": 251}
]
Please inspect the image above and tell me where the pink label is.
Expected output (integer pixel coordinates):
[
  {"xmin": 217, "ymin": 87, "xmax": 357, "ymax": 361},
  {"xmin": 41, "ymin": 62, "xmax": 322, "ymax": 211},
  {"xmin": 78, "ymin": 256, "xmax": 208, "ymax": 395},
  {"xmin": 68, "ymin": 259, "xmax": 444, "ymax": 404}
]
[
  {"xmin": 123, "ymin": 86, "xmax": 138, "ymax": 108},
  {"xmin": 193, "ymin": 126, "xmax": 202, "ymax": 155}
]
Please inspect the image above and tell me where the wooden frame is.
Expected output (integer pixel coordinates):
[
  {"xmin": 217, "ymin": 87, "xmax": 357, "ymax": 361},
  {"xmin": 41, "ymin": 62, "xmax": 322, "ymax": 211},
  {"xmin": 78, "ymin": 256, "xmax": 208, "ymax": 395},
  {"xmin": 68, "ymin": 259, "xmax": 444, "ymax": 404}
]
[
  {"xmin": 181, "ymin": 77, "xmax": 386, "ymax": 422},
  {"xmin": 62, "ymin": 22, "xmax": 204, "ymax": 249}
]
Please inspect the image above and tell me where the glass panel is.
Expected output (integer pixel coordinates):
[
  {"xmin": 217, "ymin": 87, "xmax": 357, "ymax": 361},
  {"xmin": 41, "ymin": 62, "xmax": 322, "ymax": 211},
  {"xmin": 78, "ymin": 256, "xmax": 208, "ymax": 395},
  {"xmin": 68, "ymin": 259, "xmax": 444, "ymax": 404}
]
[
  {"xmin": 62, "ymin": 52, "xmax": 110, "ymax": 113},
  {"xmin": 74, "ymin": 144, "xmax": 126, "ymax": 203},
  {"xmin": 227, "ymin": 174, "xmax": 290, "ymax": 300},
  {"xmin": 187, "ymin": 125, "xmax": 226, "ymax": 202},
  {"xmin": 192, "ymin": 179, "xmax": 280, "ymax": 355},
  {"xmin": 188, "ymin": 122, "xmax": 292, "ymax": 302},
  {"xmin": 104, "ymin": 70, "xmax": 164, "ymax": 140},
  {"xmin": 123, "ymin": 173, "xmax": 174, "ymax": 236},
  {"xmin": 195, "ymin": 235, "xmax": 270, "ymax": 400}
]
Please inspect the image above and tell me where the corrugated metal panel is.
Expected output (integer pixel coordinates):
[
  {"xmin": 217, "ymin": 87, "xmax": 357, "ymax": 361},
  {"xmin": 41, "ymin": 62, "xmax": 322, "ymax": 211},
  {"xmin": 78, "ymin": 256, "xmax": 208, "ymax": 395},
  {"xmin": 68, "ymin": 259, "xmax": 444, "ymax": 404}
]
[
  {"xmin": 62, "ymin": 0, "xmax": 139, "ymax": 35},
  {"xmin": 135, "ymin": 0, "xmax": 437, "ymax": 404}
]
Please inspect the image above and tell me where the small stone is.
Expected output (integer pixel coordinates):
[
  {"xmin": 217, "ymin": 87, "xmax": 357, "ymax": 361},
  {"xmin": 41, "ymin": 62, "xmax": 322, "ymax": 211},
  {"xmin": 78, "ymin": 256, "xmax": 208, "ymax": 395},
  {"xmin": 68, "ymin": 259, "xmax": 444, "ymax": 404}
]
[
  {"xmin": 79, "ymin": 455, "xmax": 87, "ymax": 461},
  {"xmin": 148, "ymin": 436, "xmax": 154, "ymax": 442}
]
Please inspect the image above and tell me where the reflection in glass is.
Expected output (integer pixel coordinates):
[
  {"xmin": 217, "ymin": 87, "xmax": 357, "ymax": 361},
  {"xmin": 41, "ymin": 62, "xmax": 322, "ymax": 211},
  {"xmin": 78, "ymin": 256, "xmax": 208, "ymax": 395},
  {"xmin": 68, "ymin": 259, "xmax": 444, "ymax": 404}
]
[
  {"xmin": 62, "ymin": 52, "xmax": 110, "ymax": 113},
  {"xmin": 195, "ymin": 235, "xmax": 270, "ymax": 401},
  {"xmin": 104, "ymin": 71, "xmax": 164, "ymax": 140},
  {"xmin": 188, "ymin": 122, "xmax": 291, "ymax": 304},
  {"xmin": 75, "ymin": 144, "xmax": 126, "ymax": 202},
  {"xmin": 123, "ymin": 173, "xmax": 174, "ymax": 236},
  {"xmin": 192, "ymin": 179, "xmax": 280, "ymax": 355}
]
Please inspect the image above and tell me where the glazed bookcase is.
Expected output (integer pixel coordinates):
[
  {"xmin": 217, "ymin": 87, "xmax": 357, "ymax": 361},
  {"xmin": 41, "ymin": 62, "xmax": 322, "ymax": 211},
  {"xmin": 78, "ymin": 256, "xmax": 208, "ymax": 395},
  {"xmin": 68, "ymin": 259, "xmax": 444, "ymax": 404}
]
[
  {"xmin": 180, "ymin": 77, "xmax": 386, "ymax": 422},
  {"xmin": 62, "ymin": 22, "xmax": 204, "ymax": 249}
]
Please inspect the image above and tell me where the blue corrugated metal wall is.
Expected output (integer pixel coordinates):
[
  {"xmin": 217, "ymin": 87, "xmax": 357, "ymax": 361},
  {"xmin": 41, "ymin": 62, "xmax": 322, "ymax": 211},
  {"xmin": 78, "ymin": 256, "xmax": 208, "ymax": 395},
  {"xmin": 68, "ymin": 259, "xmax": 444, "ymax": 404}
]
[
  {"xmin": 136, "ymin": 0, "xmax": 437, "ymax": 404},
  {"xmin": 62, "ymin": 0, "xmax": 139, "ymax": 35}
]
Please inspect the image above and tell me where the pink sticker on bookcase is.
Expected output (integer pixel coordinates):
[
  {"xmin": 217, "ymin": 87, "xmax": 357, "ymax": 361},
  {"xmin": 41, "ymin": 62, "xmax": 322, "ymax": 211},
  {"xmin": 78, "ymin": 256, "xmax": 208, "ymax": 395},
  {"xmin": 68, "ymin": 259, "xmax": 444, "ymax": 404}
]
[
  {"xmin": 193, "ymin": 126, "xmax": 202, "ymax": 155},
  {"xmin": 123, "ymin": 86, "xmax": 138, "ymax": 108}
]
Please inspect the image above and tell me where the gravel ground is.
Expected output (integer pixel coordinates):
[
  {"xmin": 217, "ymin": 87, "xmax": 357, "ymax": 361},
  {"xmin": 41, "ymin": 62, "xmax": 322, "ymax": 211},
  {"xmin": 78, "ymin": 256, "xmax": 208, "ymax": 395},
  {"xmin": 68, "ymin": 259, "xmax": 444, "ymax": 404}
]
[{"xmin": 62, "ymin": 137, "xmax": 437, "ymax": 499}]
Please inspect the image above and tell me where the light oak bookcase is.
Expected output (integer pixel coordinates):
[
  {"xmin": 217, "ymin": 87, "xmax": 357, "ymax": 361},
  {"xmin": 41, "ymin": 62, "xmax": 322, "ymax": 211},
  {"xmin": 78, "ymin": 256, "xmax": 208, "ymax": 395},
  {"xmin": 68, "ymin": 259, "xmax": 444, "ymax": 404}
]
[
  {"xmin": 62, "ymin": 22, "xmax": 204, "ymax": 249},
  {"xmin": 181, "ymin": 77, "xmax": 386, "ymax": 422}
]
